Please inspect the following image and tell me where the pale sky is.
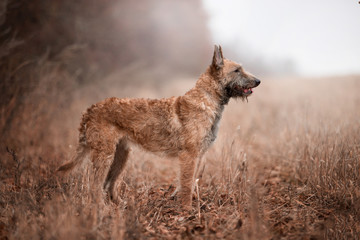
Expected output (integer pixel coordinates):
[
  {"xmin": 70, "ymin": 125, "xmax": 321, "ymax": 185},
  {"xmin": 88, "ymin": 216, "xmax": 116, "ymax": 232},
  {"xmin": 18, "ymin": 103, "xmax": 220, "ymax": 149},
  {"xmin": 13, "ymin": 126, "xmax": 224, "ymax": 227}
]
[{"xmin": 202, "ymin": 0, "xmax": 360, "ymax": 76}]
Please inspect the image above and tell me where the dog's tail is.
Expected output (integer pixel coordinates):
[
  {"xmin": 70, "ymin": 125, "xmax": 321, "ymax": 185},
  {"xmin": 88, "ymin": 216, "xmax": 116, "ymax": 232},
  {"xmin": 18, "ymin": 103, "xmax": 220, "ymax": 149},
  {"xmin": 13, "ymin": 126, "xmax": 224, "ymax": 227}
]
[
  {"xmin": 58, "ymin": 112, "xmax": 90, "ymax": 173},
  {"xmin": 57, "ymin": 145, "xmax": 89, "ymax": 172}
]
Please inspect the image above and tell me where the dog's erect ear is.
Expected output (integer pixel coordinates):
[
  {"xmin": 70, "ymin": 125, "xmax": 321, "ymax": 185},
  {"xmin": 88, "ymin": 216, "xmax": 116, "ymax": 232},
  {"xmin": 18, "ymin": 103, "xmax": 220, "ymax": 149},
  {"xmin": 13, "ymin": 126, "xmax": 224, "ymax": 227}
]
[{"xmin": 212, "ymin": 45, "xmax": 224, "ymax": 70}]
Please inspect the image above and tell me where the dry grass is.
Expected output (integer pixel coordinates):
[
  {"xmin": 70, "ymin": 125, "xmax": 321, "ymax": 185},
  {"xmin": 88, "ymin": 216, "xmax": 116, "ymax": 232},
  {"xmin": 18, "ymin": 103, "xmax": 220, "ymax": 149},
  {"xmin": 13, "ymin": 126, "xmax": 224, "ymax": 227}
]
[{"xmin": 1, "ymin": 74, "xmax": 359, "ymax": 239}]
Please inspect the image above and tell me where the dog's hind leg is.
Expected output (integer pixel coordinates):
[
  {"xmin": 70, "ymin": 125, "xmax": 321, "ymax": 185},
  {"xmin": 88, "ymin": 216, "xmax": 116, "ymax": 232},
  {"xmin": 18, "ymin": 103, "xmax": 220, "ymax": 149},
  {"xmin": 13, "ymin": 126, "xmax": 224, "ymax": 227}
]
[
  {"xmin": 103, "ymin": 138, "xmax": 130, "ymax": 202},
  {"xmin": 86, "ymin": 123, "xmax": 121, "ymax": 193}
]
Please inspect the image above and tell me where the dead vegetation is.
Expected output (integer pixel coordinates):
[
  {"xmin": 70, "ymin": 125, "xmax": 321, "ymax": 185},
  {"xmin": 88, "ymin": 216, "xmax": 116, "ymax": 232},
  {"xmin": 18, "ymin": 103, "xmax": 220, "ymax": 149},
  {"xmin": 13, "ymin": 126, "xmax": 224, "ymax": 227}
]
[{"xmin": 1, "ymin": 76, "xmax": 359, "ymax": 239}]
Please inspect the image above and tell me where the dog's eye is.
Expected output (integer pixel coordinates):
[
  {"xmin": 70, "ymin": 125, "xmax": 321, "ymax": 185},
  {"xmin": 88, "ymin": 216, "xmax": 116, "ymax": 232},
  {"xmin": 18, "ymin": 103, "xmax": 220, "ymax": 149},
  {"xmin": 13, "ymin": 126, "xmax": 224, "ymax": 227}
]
[{"xmin": 234, "ymin": 69, "xmax": 240, "ymax": 73}]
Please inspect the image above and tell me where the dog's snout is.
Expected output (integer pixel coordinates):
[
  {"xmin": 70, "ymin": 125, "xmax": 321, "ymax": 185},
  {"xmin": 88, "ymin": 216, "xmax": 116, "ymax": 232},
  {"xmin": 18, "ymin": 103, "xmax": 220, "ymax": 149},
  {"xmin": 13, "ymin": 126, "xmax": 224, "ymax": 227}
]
[{"xmin": 254, "ymin": 78, "xmax": 261, "ymax": 86}]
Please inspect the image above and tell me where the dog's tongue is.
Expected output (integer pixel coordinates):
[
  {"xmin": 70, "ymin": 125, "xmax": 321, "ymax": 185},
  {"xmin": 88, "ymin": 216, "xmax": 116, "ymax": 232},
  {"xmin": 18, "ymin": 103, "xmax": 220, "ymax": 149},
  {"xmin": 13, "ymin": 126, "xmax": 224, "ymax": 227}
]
[{"xmin": 244, "ymin": 88, "xmax": 252, "ymax": 93}]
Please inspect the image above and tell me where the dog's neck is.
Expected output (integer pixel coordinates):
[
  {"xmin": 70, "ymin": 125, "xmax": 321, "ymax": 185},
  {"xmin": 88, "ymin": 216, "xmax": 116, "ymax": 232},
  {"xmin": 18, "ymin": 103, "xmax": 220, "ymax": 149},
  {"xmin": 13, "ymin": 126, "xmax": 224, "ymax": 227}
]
[{"xmin": 186, "ymin": 72, "xmax": 229, "ymax": 107}]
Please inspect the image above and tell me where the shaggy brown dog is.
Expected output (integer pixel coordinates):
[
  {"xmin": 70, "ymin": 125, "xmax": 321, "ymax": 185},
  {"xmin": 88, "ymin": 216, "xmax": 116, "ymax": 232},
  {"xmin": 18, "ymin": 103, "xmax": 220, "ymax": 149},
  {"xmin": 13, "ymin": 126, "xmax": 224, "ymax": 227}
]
[{"xmin": 58, "ymin": 45, "xmax": 260, "ymax": 209}]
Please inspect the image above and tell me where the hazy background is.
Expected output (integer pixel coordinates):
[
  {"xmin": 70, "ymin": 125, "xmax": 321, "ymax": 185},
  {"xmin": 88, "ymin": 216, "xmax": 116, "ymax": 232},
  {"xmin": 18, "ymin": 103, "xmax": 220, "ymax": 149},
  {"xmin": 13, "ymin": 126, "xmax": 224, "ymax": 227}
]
[{"xmin": 203, "ymin": 0, "xmax": 360, "ymax": 77}]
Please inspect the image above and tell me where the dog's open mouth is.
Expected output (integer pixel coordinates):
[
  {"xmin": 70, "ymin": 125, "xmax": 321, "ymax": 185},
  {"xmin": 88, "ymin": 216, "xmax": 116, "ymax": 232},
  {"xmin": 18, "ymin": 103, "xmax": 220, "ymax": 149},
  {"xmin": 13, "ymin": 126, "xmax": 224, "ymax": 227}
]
[
  {"xmin": 224, "ymin": 83, "xmax": 256, "ymax": 102},
  {"xmin": 234, "ymin": 85, "xmax": 253, "ymax": 96}
]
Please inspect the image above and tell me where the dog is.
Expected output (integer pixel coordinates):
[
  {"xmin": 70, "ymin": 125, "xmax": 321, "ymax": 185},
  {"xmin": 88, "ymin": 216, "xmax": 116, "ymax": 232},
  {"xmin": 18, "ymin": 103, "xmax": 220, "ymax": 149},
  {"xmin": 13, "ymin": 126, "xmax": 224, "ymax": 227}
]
[{"xmin": 58, "ymin": 45, "xmax": 260, "ymax": 209}]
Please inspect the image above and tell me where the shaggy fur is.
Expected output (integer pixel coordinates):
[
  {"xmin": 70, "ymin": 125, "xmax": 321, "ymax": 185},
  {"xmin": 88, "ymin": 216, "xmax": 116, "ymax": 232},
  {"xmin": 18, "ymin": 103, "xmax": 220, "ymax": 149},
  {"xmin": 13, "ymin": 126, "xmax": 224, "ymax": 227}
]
[{"xmin": 58, "ymin": 45, "xmax": 261, "ymax": 209}]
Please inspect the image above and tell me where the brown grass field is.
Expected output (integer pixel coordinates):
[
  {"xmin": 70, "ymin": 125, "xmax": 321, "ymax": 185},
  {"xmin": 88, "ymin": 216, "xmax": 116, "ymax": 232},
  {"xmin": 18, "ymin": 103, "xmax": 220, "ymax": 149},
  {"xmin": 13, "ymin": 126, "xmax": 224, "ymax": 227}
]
[{"xmin": 1, "ymin": 72, "xmax": 359, "ymax": 239}]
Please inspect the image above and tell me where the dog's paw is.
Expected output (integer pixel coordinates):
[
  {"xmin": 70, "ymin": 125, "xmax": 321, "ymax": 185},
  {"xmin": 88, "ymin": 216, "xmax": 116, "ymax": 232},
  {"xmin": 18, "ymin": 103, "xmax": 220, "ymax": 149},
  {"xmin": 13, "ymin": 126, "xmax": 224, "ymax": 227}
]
[
  {"xmin": 181, "ymin": 203, "xmax": 193, "ymax": 212},
  {"xmin": 179, "ymin": 195, "xmax": 193, "ymax": 211}
]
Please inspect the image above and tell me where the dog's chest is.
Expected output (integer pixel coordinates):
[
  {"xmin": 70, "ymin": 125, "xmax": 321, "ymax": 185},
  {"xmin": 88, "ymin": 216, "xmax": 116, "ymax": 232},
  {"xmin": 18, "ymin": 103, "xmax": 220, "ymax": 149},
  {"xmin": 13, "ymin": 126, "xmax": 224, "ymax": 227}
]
[
  {"xmin": 209, "ymin": 114, "xmax": 221, "ymax": 142},
  {"xmin": 203, "ymin": 106, "xmax": 224, "ymax": 148}
]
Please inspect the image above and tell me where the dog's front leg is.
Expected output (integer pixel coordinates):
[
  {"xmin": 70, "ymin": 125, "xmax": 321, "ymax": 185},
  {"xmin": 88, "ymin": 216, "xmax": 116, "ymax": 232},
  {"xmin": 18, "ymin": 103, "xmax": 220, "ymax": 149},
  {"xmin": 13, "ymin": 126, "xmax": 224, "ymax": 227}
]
[{"xmin": 178, "ymin": 152, "xmax": 197, "ymax": 210}]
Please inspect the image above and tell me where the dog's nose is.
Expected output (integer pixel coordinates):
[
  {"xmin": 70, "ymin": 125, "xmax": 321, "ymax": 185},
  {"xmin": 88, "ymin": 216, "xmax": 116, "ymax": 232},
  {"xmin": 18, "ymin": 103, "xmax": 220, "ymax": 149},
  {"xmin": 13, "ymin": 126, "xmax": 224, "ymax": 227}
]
[{"xmin": 255, "ymin": 78, "xmax": 261, "ymax": 86}]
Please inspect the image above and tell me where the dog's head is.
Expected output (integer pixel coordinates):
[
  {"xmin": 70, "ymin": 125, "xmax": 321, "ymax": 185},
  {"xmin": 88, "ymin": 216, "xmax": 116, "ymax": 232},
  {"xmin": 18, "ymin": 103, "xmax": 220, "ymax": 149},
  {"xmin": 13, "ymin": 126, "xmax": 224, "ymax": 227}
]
[{"xmin": 210, "ymin": 45, "xmax": 261, "ymax": 101}]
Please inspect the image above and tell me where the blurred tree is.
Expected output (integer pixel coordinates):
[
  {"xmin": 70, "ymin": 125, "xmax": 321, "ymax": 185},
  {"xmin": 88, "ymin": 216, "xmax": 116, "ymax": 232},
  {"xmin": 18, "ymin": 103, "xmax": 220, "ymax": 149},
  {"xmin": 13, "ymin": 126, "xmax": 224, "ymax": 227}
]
[
  {"xmin": 0, "ymin": 0, "xmax": 211, "ymax": 150},
  {"xmin": 1, "ymin": 0, "xmax": 211, "ymax": 82}
]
